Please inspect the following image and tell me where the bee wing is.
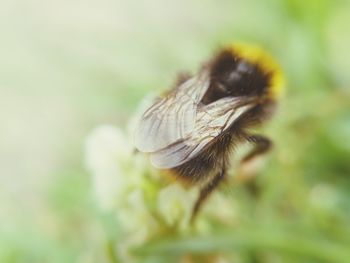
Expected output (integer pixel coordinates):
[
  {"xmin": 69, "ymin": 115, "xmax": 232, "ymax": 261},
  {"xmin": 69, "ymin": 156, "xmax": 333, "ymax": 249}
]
[
  {"xmin": 150, "ymin": 97, "xmax": 255, "ymax": 169},
  {"xmin": 134, "ymin": 70, "xmax": 210, "ymax": 152}
]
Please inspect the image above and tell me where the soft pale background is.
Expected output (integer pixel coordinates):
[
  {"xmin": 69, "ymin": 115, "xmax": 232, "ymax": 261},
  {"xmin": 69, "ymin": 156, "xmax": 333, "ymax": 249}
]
[{"xmin": 1, "ymin": 0, "xmax": 350, "ymax": 262}]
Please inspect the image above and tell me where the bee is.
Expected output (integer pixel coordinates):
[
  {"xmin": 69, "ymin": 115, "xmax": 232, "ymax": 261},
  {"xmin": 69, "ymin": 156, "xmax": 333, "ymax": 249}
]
[{"xmin": 134, "ymin": 43, "xmax": 284, "ymax": 221}]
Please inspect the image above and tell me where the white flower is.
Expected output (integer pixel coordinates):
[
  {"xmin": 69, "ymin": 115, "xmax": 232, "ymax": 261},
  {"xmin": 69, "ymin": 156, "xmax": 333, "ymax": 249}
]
[
  {"xmin": 203, "ymin": 192, "xmax": 238, "ymax": 224},
  {"xmin": 85, "ymin": 125, "xmax": 132, "ymax": 170},
  {"xmin": 119, "ymin": 189, "xmax": 158, "ymax": 233},
  {"xmin": 117, "ymin": 189, "xmax": 158, "ymax": 261},
  {"xmin": 157, "ymin": 183, "xmax": 198, "ymax": 228},
  {"xmin": 85, "ymin": 125, "xmax": 133, "ymax": 211}
]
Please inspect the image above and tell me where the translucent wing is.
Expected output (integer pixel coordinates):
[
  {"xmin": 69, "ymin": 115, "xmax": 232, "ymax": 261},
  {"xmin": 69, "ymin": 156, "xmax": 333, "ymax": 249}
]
[
  {"xmin": 134, "ymin": 70, "xmax": 210, "ymax": 152},
  {"xmin": 150, "ymin": 97, "xmax": 256, "ymax": 169}
]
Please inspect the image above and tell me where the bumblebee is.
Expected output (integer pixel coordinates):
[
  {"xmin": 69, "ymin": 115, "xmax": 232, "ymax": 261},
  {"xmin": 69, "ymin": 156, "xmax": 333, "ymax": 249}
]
[{"xmin": 135, "ymin": 43, "xmax": 284, "ymax": 220}]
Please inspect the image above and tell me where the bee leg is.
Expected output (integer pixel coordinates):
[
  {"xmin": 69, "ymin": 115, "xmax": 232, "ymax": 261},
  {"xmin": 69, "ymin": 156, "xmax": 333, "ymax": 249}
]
[
  {"xmin": 237, "ymin": 134, "xmax": 272, "ymax": 184},
  {"xmin": 242, "ymin": 135, "xmax": 272, "ymax": 163},
  {"xmin": 190, "ymin": 166, "xmax": 226, "ymax": 223}
]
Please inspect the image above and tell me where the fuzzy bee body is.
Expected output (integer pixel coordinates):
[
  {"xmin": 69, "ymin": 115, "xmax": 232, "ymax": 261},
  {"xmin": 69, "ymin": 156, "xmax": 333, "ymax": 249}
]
[{"xmin": 135, "ymin": 43, "xmax": 284, "ymax": 220}]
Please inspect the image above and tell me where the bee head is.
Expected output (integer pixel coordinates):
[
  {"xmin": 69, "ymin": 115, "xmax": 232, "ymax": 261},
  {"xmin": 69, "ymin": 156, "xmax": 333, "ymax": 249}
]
[{"xmin": 202, "ymin": 43, "xmax": 285, "ymax": 105}]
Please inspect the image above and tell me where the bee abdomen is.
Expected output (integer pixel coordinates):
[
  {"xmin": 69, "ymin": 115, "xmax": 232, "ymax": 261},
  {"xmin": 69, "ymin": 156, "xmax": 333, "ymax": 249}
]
[{"xmin": 168, "ymin": 132, "xmax": 236, "ymax": 185}]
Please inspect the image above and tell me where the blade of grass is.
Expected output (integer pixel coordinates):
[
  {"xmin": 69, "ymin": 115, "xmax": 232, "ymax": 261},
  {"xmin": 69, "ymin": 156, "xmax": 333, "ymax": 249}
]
[{"xmin": 133, "ymin": 227, "xmax": 350, "ymax": 262}]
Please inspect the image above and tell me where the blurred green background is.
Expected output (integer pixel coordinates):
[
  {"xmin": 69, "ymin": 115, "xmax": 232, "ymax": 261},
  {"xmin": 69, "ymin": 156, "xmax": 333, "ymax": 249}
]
[{"xmin": 1, "ymin": 0, "xmax": 350, "ymax": 262}]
